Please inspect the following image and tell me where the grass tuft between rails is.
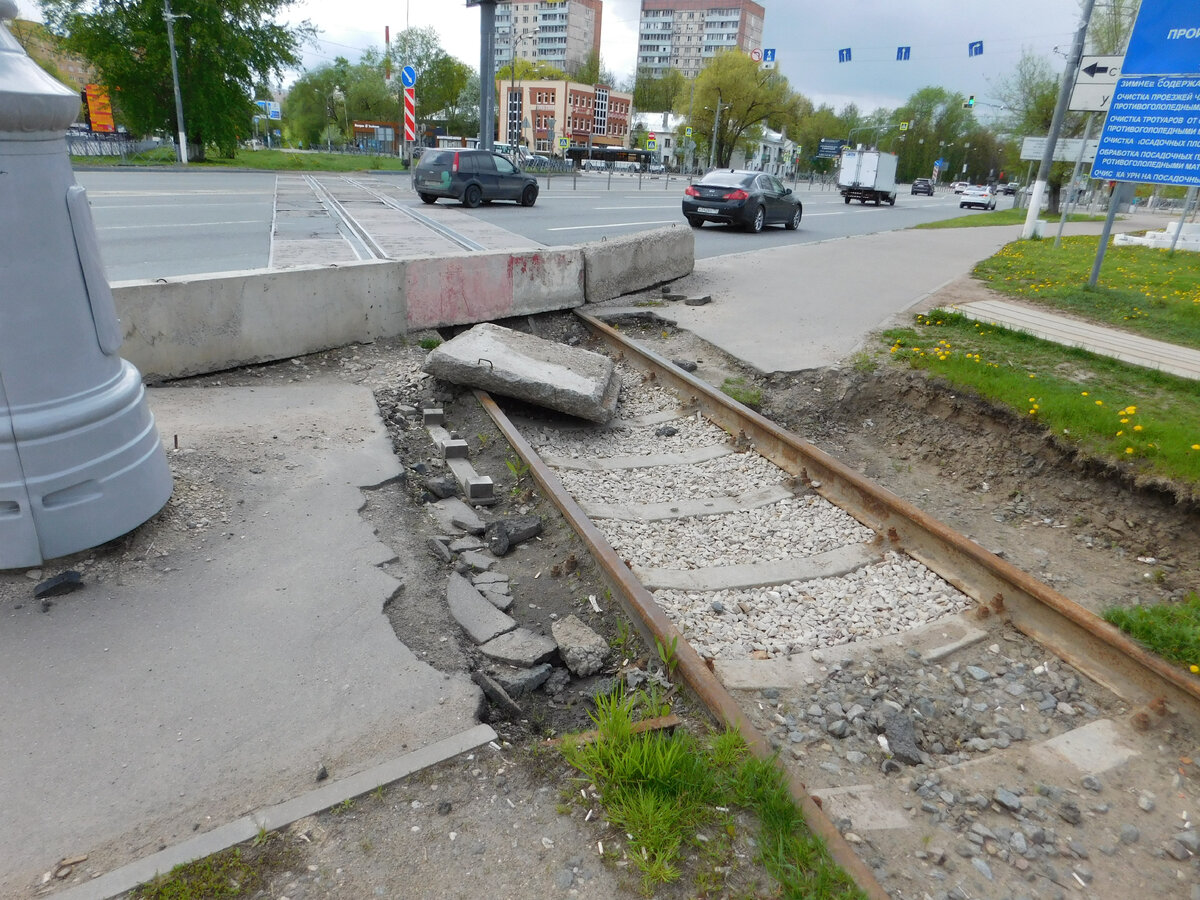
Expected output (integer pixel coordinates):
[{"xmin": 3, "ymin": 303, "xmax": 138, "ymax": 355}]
[
  {"xmin": 1105, "ymin": 593, "xmax": 1200, "ymax": 670},
  {"xmin": 559, "ymin": 687, "xmax": 865, "ymax": 898}
]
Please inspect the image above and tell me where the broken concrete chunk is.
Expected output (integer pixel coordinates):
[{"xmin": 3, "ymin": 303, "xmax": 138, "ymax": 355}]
[
  {"xmin": 426, "ymin": 536, "xmax": 454, "ymax": 564},
  {"xmin": 481, "ymin": 589, "xmax": 513, "ymax": 612},
  {"xmin": 459, "ymin": 549, "xmax": 494, "ymax": 572},
  {"xmin": 551, "ymin": 614, "xmax": 608, "ymax": 677},
  {"xmin": 479, "ymin": 628, "xmax": 558, "ymax": 667},
  {"xmin": 423, "ymin": 323, "xmax": 621, "ymax": 424},
  {"xmin": 424, "ymin": 474, "xmax": 458, "ymax": 499},
  {"xmin": 447, "ymin": 572, "xmax": 517, "ymax": 644}
]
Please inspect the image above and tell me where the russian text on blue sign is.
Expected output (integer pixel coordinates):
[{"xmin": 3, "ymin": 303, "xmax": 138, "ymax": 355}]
[
  {"xmin": 1091, "ymin": 74, "xmax": 1200, "ymax": 186},
  {"xmin": 1123, "ymin": 0, "xmax": 1200, "ymax": 77}
]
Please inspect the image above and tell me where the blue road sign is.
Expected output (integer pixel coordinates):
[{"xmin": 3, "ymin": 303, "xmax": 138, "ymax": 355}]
[
  {"xmin": 897, "ymin": 46, "xmax": 910, "ymax": 61},
  {"xmin": 763, "ymin": 48, "xmax": 776, "ymax": 63},
  {"xmin": 838, "ymin": 48, "xmax": 852, "ymax": 63},
  {"xmin": 968, "ymin": 41, "xmax": 984, "ymax": 57},
  {"xmin": 401, "ymin": 65, "xmax": 417, "ymax": 88},
  {"xmin": 1123, "ymin": 0, "xmax": 1200, "ymax": 76},
  {"xmin": 1092, "ymin": 0, "xmax": 1200, "ymax": 186}
]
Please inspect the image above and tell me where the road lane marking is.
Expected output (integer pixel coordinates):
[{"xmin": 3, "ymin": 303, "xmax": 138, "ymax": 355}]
[
  {"xmin": 547, "ymin": 220, "xmax": 678, "ymax": 231},
  {"xmin": 592, "ymin": 205, "xmax": 679, "ymax": 210},
  {"xmin": 96, "ymin": 220, "xmax": 264, "ymax": 230}
]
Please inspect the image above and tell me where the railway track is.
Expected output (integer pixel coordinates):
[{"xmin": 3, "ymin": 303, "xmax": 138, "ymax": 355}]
[{"xmin": 476, "ymin": 313, "xmax": 1200, "ymax": 899}]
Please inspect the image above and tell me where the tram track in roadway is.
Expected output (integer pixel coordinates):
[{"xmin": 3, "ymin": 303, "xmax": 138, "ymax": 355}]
[{"xmin": 474, "ymin": 312, "xmax": 1200, "ymax": 900}]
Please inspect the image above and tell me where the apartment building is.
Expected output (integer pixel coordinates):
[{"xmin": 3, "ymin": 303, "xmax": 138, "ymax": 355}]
[
  {"xmin": 495, "ymin": 0, "xmax": 603, "ymax": 77},
  {"xmin": 637, "ymin": 0, "xmax": 764, "ymax": 79},
  {"xmin": 499, "ymin": 78, "xmax": 631, "ymax": 154}
]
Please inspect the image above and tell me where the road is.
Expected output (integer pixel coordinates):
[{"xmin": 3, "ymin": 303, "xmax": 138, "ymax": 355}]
[{"xmin": 76, "ymin": 168, "xmax": 1001, "ymax": 282}]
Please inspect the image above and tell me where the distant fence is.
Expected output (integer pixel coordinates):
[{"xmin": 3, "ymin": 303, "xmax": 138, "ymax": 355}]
[{"xmin": 67, "ymin": 132, "xmax": 166, "ymax": 160}]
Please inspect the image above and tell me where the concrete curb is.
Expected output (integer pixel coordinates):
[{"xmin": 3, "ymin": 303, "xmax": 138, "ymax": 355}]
[{"xmin": 48, "ymin": 724, "xmax": 498, "ymax": 900}]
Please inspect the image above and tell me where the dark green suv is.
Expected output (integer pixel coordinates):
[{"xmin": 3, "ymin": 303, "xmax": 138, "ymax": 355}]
[{"xmin": 413, "ymin": 148, "xmax": 539, "ymax": 208}]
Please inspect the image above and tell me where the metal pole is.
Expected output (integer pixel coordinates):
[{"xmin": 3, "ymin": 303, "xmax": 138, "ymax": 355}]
[
  {"xmin": 1021, "ymin": 0, "xmax": 1095, "ymax": 239},
  {"xmin": 163, "ymin": 0, "xmax": 188, "ymax": 164},
  {"xmin": 1169, "ymin": 186, "xmax": 1196, "ymax": 254},
  {"xmin": 707, "ymin": 92, "xmax": 721, "ymax": 170},
  {"xmin": 1054, "ymin": 112, "xmax": 1094, "ymax": 249},
  {"xmin": 478, "ymin": 0, "xmax": 496, "ymax": 151},
  {"xmin": 1088, "ymin": 182, "xmax": 1133, "ymax": 287}
]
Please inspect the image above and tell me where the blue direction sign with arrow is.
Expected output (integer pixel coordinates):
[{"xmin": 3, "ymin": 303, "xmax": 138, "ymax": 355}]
[{"xmin": 401, "ymin": 65, "xmax": 417, "ymax": 88}]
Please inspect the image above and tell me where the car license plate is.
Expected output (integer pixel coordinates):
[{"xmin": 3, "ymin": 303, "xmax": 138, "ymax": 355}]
[{"xmin": 697, "ymin": 207, "xmax": 718, "ymax": 214}]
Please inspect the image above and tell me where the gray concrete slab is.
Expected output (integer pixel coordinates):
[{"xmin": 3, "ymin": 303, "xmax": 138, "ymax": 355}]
[
  {"xmin": 0, "ymin": 384, "xmax": 481, "ymax": 895},
  {"xmin": 953, "ymin": 298, "xmax": 1200, "ymax": 380},
  {"xmin": 542, "ymin": 443, "xmax": 733, "ymax": 470},
  {"xmin": 633, "ymin": 542, "xmax": 880, "ymax": 592},
  {"xmin": 581, "ymin": 484, "xmax": 793, "ymax": 521}
]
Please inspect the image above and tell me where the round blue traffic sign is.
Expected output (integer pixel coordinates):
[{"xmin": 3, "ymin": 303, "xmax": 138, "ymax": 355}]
[{"xmin": 401, "ymin": 65, "xmax": 417, "ymax": 88}]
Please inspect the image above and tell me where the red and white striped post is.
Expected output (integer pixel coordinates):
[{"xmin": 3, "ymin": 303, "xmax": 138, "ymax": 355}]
[{"xmin": 404, "ymin": 87, "xmax": 416, "ymax": 142}]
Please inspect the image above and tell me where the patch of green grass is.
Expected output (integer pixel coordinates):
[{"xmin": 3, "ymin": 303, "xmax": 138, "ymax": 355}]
[
  {"xmin": 973, "ymin": 235, "xmax": 1200, "ymax": 348},
  {"xmin": 417, "ymin": 337, "xmax": 442, "ymax": 350},
  {"xmin": 1104, "ymin": 593, "xmax": 1200, "ymax": 668},
  {"xmin": 915, "ymin": 208, "xmax": 1106, "ymax": 229},
  {"xmin": 130, "ymin": 832, "xmax": 298, "ymax": 899},
  {"xmin": 560, "ymin": 688, "xmax": 864, "ymax": 898},
  {"xmin": 720, "ymin": 377, "xmax": 762, "ymax": 409},
  {"xmin": 883, "ymin": 311, "xmax": 1200, "ymax": 486}
]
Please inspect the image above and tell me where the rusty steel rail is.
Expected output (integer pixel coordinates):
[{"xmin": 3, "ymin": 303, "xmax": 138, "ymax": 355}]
[
  {"xmin": 572, "ymin": 311, "xmax": 1200, "ymax": 722},
  {"xmin": 474, "ymin": 388, "xmax": 891, "ymax": 899}
]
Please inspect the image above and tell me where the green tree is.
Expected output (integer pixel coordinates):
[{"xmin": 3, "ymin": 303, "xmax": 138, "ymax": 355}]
[
  {"xmin": 885, "ymin": 86, "xmax": 979, "ymax": 182},
  {"xmin": 996, "ymin": 51, "xmax": 1085, "ymax": 213},
  {"xmin": 572, "ymin": 50, "xmax": 617, "ymax": 86},
  {"xmin": 1087, "ymin": 0, "xmax": 1137, "ymax": 54},
  {"xmin": 420, "ymin": 53, "xmax": 473, "ymax": 121},
  {"xmin": 633, "ymin": 67, "xmax": 686, "ymax": 112},
  {"xmin": 682, "ymin": 51, "xmax": 806, "ymax": 168},
  {"xmin": 40, "ymin": 0, "xmax": 313, "ymax": 159}
]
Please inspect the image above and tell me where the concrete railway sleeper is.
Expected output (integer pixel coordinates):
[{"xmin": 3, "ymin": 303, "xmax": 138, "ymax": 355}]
[{"xmin": 475, "ymin": 313, "xmax": 1200, "ymax": 899}]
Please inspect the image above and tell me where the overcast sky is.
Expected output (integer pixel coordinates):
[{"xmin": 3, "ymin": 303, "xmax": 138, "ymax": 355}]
[{"xmin": 14, "ymin": 0, "xmax": 1087, "ymax": 114}]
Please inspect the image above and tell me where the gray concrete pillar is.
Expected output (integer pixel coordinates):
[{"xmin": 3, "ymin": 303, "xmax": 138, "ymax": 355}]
[{"xmin": 0, "ymin": 0, "xmax": 172, "ymax": 567}]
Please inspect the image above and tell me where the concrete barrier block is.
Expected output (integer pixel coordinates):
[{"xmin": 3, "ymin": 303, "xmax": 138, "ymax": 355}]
[
  {"xmin": 581, "ymin": 225, "xmax": 694, "ymax": 302},
  {"xmin": 509, "ymin": 248, "xmax": 585, "ymax": 315},
  {"xmin": 114, "ymin": 261, "xmax": 406, "ymax": 381}
]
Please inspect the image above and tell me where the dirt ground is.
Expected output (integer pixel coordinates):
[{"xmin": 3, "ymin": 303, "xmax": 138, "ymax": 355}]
[{"xmin": 13, "ymin": 279, "xmax": 1200, "ymax": 898}]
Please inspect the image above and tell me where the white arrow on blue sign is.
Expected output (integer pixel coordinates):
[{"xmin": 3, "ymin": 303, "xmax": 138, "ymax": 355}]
[
  {"xmin": 763, "ymin": 48, "xmax": 775, "ymax": 63},
  {"xmin": 401, "ymin": 65, "xmax": 417, "ymax": 88},
  {"xmin": 968, "ymin": 41, "xmax": 983, "ymax": 57}
]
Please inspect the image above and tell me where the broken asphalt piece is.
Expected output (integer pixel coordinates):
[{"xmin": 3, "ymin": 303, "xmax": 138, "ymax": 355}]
[
  {"xmin": 551, "ymin": 615, "xmax": 608, "ymax": 677},
  {"xmin": 34, "ymin": 571, "xmax": 82, "ymax": 599},
  {"xmin": 427, "ymin": 536, "xmax": 454, "ymax": 564},
  {"xmin": 884, "ymin": 712, "xmax": 924, "ymax": 766},
  {"xmin": 684, "ymin": 295, "xmax": 712, "ymax": 306},
  {"xmin": 472, "ymin": 671, "xmax": 523, "ymax": 719},
  {"xmin": 654, "ymin": 425, "xmax": 679, "ymax": 437},
  {"xmin": 316, "ymin": 764, "xmax": 328, "ymax": 782},
  {"xmin": 447, "ymin": 572, "xmax": 517, "ymax": 644},
  {"xmin": 671, "ymin": 359, "xmax": 699, "ymax": 373},
  {"xmin": 424, "ymin": 474, "xmax": 458, "ymax": 499},
  {"xmin": 427, "ymin": 497, "xmax": 487, "ymax": 535},
  {"xmin": 490, "ymin": 662, "xmax": 553, "ymax": 697},
  {"xmin": 480, "ymin": 628, "xmax": 558, "ymax": 667},
  {"xmin": 423, "ymin": 322, "xmax": 621, "ymax": 424},
  {"xmin": 485, "ymin": 515, "xmax": 543, "ymax": 556}
]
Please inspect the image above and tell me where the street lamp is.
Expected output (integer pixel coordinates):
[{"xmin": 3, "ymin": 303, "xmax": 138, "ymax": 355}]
[
  {"xmin": 705, "ymin": 91, "xmax": 727, "ymax": 170},
  {"xmin": 507, "ymin": 26, "xmax": 539, "ymax": 150}
]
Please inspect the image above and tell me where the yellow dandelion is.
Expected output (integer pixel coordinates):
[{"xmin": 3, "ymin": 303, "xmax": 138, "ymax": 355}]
[
  {"xmin": 1193, "ymin": 444, "xmax": 1200, "ymax": 450},
  {"xmin": 1081, "ymin": 391, "xmax": 1089, "ymax": 396},
  {"xmin": 1192, "ymin": 665, "xmax": 1199, "ymax": 674},
  {"xmin": 1126, "ymin": 447, "xmax": 1134, "ymax": 454},
  {"xmin": 1134, "ymin": 425, "xmax": 1143, "ymax": 432},
  {"xmin": 1095, "ymin": 400, "xmax": 1103, "ymax": 406}
]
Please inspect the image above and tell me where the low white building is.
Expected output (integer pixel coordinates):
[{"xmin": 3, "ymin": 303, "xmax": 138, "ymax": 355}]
[
  {"xmin": 631, "ymin": 110, "xmax": 691, "ymax": 168},
  {"xmin": 731, "ymin": 126, "xmax": 796, "ymax": 177}
]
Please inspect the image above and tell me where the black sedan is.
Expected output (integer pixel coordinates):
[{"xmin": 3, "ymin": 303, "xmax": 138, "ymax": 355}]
[{"xmin": 683, "ymin": 170, "xmax": 802, "ymax": 232}]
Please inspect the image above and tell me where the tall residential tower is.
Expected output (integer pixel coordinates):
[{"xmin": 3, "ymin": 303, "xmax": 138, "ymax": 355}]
[
  {"xmin": 495, "ymin": 0, "xmax": 603, "ymax": 78},
  {"xmin": 637, "ymin": 0, "xmax": 764, "ymax": 79}
]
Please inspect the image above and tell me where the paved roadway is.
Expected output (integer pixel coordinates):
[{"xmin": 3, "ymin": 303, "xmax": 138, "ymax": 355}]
[{"xmin": 76, "ymin": 168, "xmax": 997, "ymax": 281}]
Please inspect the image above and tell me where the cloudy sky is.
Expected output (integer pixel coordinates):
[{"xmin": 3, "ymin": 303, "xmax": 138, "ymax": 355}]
[{"xmin": 14, "ymin": 0, "xmax": 1087, "ymax": 113}]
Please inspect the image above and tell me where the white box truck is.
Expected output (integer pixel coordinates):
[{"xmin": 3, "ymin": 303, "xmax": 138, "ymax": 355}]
[{"xmin": 838, "ymin": 150, "xmax": 898, "ymax": 206}]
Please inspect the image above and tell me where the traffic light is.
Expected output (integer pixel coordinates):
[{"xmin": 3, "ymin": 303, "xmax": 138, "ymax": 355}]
[{"xmin": 963, "ymin": 95, "xmax": 975, "ymax": 109}]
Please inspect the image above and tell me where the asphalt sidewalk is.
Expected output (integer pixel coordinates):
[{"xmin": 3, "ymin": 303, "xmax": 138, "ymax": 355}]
[{"xmin": 597, "ymin": 211, "xmax": 1198, "ymax": 379}]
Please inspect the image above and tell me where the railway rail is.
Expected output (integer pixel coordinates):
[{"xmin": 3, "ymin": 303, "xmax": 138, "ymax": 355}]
[{"xmin": 475, "ymin": 312, "xmax": 1200, "ymax": 899}]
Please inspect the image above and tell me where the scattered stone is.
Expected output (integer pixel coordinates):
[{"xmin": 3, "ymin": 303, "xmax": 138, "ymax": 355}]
[
  {"xmin": 34, "ymin": 571, "xmax": 83, "ymax": 599},
  {"xmin": 671, "ymin": 359, "xmax": 698, "ymax": 373},
  {"xmin": 1138, "ymin": 793, "xmax": 1156, "ymax": 813},
  {"xmin": 551, "ymin": 615, "xmax": 608, "ymax": 677},
  {"xmin": 485, "ymin": 516, "xmax": 543, "ymax": 556},
  {"xmin": 1174, "ymin": 830, "xmax": 1200, "ymax": 854},
  {"xmin": 994, "ymin": 788, "xmax": 1022, "ymax": 813},
  {"xmin": 541, "ymin": 667, "xmax": 572, "ymax": 696},
  {"xmin": 437, "ymin": 801, "xmax": 452, "ymax": 815},
  {"xmin": 449, "ymin": 536, "xmax": 485, "ymax": 553},
  {"xmin": 424, "ymin": 474, "xmax": 458, "ymax": 499},
  {"xmin": 965, "ymin": 665, "xmax": 992, "ymax": 682},
  {"xmin": 971, "ymin": 857, "xmax": 994, "ymax": 880},
  {"xmin": 1058, "ymin": 802, "xmax": 1083, "ymax": 825},
  {"xmin": 881, "ymin": 759, "xmax": 902, "ymax": 775},
  {"xmin": 1119, "ymin": 824, "xmax": 1141, "ymax": 844},
  {"xmin": 1165, "ymin": 840, "xmax": 1191, "ymax": 861},
  {"xmin": 826, "ymin": 719, "xmax": 851, "ymax": 739},
  {"xmin": 428, "ymin": 497, "xmax": 488, "ymax": 535},
  {"xmin": 459, "ymin": 549, "xmax": 495, "ymax": 572},
  {"xmin": 1081, "ymin": 775, "xmax": 1102, "ymax": 792},
  {"xmin": 316, "ymin": 764, "xmax": 328, "ymax": 782},
  {"xmin": 654, "ymin": 425, "xmax": 679, "ymax": 437},
  {"xmin": 884, "ymin": 713, "xmax": 923, "ymax": 766},
  {"xmin": 684, "ymin": 295, "xmax": 712, "ymax": 306},
  {"xmin": 481, "ymin": 589, "xmax": 514, "ymax": 612}
]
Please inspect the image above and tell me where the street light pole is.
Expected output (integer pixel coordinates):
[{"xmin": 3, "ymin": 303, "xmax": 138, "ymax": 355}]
[
  {"xmin": 707, "ymin": 91, "xmax": 725, "ymax": 170},
  {"xmin": 507, "ymin": 27, "xmax": 539, "ymax": 150},
  {"xmin": 163, "ymin": 0, "xmax": 188, "ymax": 164}
]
